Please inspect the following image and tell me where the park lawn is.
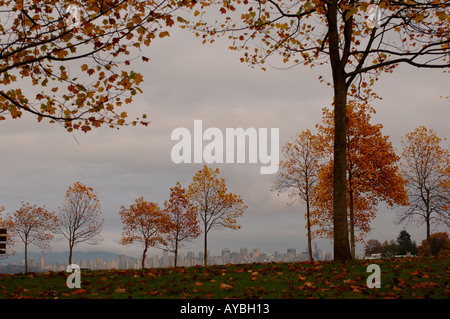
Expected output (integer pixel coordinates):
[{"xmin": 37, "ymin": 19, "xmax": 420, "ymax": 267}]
[{"xmin": 0, "ymin": 256, "xmax": 448, "ymax": 299}]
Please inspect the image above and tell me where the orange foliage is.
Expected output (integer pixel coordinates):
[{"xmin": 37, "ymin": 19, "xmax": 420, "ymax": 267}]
[
  {"xmin": 188, "ymin": 165, "xmax": 246, "ymax": 265},
  {"xmin": 163, "ymin": 182, "xmax": 201, "ymax": 266},
  {"xmin": 119, "ymin": 197, "xmax": 172, "ymax": 268},
  {"xmin": 0, "ymin": 0, "xmax": 197, "ymax": 131},
  {"xmin": 398, "ymin": 126, "xmax": 450, "ymax": 254},
  {"xmin": 312, "ymin": 102, "xmax": 408, "ymax": 254},
  {"xmin": 2, "ymin": 202, "xmax": 58, "ymax": 272}
]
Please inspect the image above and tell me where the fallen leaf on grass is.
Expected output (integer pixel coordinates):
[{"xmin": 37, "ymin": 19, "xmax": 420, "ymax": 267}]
[
  {"xmin": 412, "ymin": 282, "xmax": 439, "ymax": 289},
  {"xmin": 115, "ymin": 285, "xmax": 126, "ymax": 293},
  {"xmin": 219, "ymin": 283, "xmax": 233, "ymax": 290},
  {"xmin": 351, "ymin": 285, "xmax": 361, "ymax": 293},
  {"xmin": 72, "ymin": 289, "xmax": 88, "ymax": 295}
]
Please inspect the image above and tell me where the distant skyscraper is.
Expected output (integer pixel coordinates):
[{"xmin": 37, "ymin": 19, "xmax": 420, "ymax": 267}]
[
  {"xmin": 252, "ymin": 248, "xmax": 261, "ymax": 259},
  {"xmin": 162, "ymin": 250, "xmax": 169, "ymax": 267},
  {"xmin": 39, "ymin": 257, "xmax": 45, "ymax": 271},
  {"xmin": 119, "ymin": 255, "xmax": 126, "ymax": 269},
  {"xmin": 240, "ymin": 246, "xmax": 248, "ymax": 258}
]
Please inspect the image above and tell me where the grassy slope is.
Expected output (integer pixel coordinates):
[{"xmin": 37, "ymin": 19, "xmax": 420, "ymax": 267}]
[{"xmin": 0, "ymin": 256, "xmax": 448, "ymax": 299}]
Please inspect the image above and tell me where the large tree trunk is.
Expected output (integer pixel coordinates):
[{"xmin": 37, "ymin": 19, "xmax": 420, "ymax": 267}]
[
  {"xmin": 333, "ymin": 85, "xmax": 352, "ymax": 261},
  {"xmin": 327, "ymin": 1, "xmax": 352, "ymax": 261}
]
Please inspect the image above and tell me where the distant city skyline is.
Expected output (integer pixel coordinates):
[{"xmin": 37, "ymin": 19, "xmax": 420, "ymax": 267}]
[{"xmin": 0, "ymin": 242, "xmax": 334, "ymax": 273}]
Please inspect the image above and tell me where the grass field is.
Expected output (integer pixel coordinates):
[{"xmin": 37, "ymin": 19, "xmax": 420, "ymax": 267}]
[{"xmin": 0, "ymin": 256, "xmax": 448, "ymax": 299}]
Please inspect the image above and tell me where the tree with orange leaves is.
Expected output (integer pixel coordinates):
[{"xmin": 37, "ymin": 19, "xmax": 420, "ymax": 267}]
[
  {"xmin": 56, "ymin": 181, "xmax": 104, "ymax": 265},
  {"xmin": 188, "ymin": 0, "xmax": 450, "ymax": 261},
  {"xmin": 163, "ymin": 182, "xmax": 201, "ymax": 266},
  {"xmin": 397, "ymin": 126, "xmax": 450, "ymax": 256},
  {"xmin": 3, "ymin": 202, "xmax": 58, "ymax": 272},
  {"xmin": 188, "ymin": 165, "xmax": 247, "ymax": 266},
  {"xmin": 418, "ymin": 232, "xmax": 450, "ymax": 257},
  {"xmin": 312, "ymin": 102, "xmax": 408, "ymax": 257},
  {"xmin": 0, "ymin": 0, "xmax": 198, "ymax": 132},
  {"xmin": 119, "ymin": 197, "xmax": 172, "ymax": 269},
  {"xmin": 272, "ymin": 130, "xmax": 323, "ymax": 261}
]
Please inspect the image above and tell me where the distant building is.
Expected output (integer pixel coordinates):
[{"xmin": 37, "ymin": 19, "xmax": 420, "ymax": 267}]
[
  {"xmin": 251, "ymin": 248, "xmax": 261, "ymax": 260},
  {"xmin": 240, "ymin": 246, "xmax": 248, "ymax": 258},
  {"xmin": 119, "ymin": 254, "xmax": 126, "ymax": 269},
  {"xmin": 162, "ymin": 250, "xmax": 169, "ymax": 267}
]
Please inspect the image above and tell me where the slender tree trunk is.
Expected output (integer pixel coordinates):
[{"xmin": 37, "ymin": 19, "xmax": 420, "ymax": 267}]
[
  {"xmin": 426, "ymin": 204, "xmax": 431, "ymax": 257},
  {"xmin": 142, "ymin": 244, "xmax": 148, "ymax": 269},
  {"xmin": 174, "ymin": 237, "xmax": 179, "ymax": 267},
  {"xmin": 24, "ymin": 242, "xmax": 28, "ymax": 273},
  {"xmin": 306, "ymin": 193, "xmax": 313, "ymax": 261},
  {"xmin": 68, "ymin": 241, "xmax": 74, "ymax": 265},
  {"xmin": 328, "ymin": 2, "xmax": 352, "ymax": 261},
  {"xmin": 204, "ymin": 224, "xmax": 208, "ymax": 266},
  {"xmin": 349, "ymin": 189, "xmax": 355, "ymax": 258}
]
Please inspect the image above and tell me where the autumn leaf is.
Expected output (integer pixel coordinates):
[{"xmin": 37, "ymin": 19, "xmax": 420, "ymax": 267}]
[
  {"xmin": 412, "ymin": 282, "xmax": 440, "ymax": 290},
  {"xmin": 351, "ymin": 286, "xmax": 362, "ymax": 293},
  {"xmin": 115, "ymin": 285, "xmax": 126, "ymax": 293},
  {"xmin": 71, "ymin": 289, "xmax": 88, "ymax": 295},
  {"xmin": 219, "ymin": 283, "xmax": 233, "ymax": 290}
]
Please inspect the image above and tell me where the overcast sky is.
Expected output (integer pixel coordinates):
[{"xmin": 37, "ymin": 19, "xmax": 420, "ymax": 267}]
[{"xmin": 0, "ymin": 26, "xmax": 449, "ymax": 261}]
